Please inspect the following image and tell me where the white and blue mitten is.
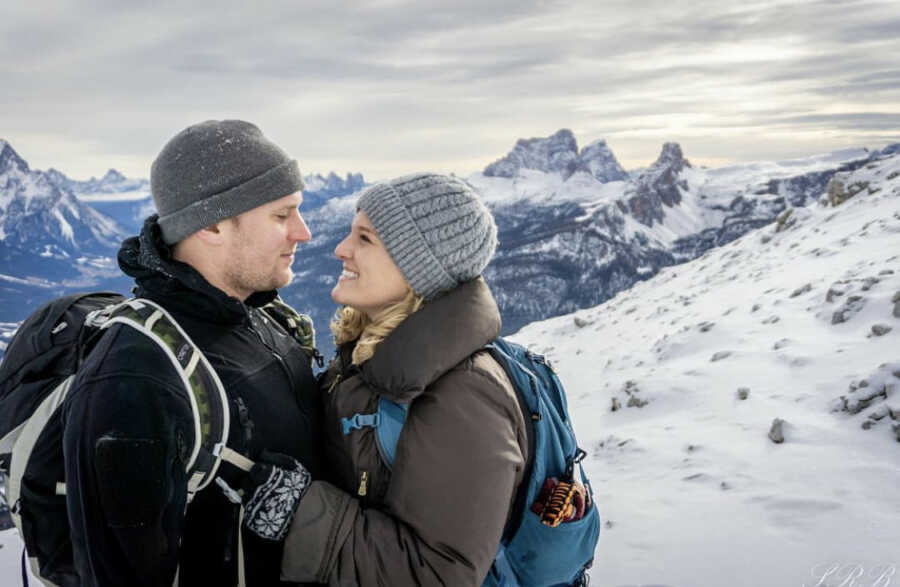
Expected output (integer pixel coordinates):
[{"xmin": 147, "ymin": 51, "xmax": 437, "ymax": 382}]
[{"xmin": 242, "ymin": 450, "xmax": 311, "ymax": 541}]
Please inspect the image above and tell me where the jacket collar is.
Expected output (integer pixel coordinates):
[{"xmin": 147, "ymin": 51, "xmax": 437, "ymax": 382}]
[
  {"xmin": 357, "ymin": 277, "xmax": 501, "ymax": 403},
  {"xmin": 117, "ymin": 215, "xmax": 278, "ymax": 324}
]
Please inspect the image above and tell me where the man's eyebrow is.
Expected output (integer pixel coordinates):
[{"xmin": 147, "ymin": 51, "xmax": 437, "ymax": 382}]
[{"xmin": 357, "ymin": 225, "xmax": 376, "ymax": 235}]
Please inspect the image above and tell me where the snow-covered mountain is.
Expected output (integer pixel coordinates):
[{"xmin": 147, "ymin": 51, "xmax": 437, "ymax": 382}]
[
  {"xmin": 46, "ymin": 167, "xmax": 149, "ymax": 196},
  {"xmin": 0, "ymin": 140, "xmax": 131, "ymax": 322},
  {"xmin": 0, "ymin": 141, "xmax": 126, "ymax": 254},
  {"xmin": 484, "ymin": 128, "xmax": 629, "ymax": 183},
  {"xmin": 301, "ymin": 171, "xmax": 366, "ymax": 209},
  {"xmin": 469, "ymin": 131, "xmax": 877, "ymax": 334},
  {"xmin": 273, "ymin": 131, "xmax": 893, "ymax": 359},
  {"xmin": 45, "ymin": 167, "xmax": 155, "ymax": 236},
  {"xmin": 0, "ymin": 131, "xmax": 894, "ymax": 358},
  {"xmin": 4, "ymin": 140, "xmax": 899, "ymax": 584},
  {"xmin": 506, "ymin": 151, "xmax": 900, "ymax": 585},
  {"xmin": 0, "ymin": 138, "xmax": 369, "ymax": 345}
]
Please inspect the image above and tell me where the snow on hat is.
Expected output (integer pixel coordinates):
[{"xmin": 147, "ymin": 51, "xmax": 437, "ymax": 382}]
[{"xmin": 151, "ymin": 120, "xmax": 303, "ymax": 244}]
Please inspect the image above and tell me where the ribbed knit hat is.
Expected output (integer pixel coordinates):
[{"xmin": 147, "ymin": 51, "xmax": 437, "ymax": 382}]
[
  {"xmin": 356, "ymin": 173, "xmax": 498, "ymax": 301},
  {"xmin": 151, "ymin": 120, "xmax": 304, "ymax": 244}
]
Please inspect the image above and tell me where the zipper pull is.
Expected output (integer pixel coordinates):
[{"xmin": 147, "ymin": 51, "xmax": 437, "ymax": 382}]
[
  {"xmin": 357, "ymin": 470, "xmax": 368, "ymax": 496},
  {"xmin": 327, "ymin": 373, "xmax": 343, "ymax": 394}
]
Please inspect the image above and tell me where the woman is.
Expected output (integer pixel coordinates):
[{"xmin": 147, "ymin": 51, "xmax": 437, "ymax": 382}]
[{"xmin": 241, "ymin": 173, "xmax": 529, "ymax": 586}]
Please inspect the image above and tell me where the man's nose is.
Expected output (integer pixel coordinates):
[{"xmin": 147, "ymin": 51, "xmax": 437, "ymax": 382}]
[{"xmin": 290, "ymin": 212, "xmax": 312, "ymax": 243}]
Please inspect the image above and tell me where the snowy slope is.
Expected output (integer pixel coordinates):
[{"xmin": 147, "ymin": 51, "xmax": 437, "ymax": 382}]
[
  {"xmin": 508, "ymin": 153, "xmax": 900, "ymax": 586},
  {"xmin": 1, "ymin": 144, "xmax": 897, "ymax": 585}
]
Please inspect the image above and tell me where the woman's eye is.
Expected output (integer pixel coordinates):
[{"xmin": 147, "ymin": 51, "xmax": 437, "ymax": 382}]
[{"xmin": 360, "ymin": 234, "xmax": 372, "ymax": 243}]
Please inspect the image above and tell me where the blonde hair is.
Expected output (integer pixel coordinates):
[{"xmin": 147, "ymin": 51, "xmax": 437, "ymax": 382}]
[{"xmin": 331, "ymin": 288, "xmax": 425, "ymax": 365}]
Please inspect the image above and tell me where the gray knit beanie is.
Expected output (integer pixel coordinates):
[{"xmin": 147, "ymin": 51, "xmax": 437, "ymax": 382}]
[
  {"xmin": 356, "ymin": 173, "xmax": 498, "ymax": 301},
  {"xmin": 151, "ymin": 120, "xmax": 304, "ymax": 244}
]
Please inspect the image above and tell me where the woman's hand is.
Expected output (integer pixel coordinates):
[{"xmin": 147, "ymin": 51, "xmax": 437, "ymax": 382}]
[{"xmin": 242, "ymin": 450, "xmax": 312, "ymax": 541}]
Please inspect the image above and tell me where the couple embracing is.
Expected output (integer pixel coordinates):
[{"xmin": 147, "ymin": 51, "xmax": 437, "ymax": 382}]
[{"xmin": 61, "ymin": 120, "xmax": 528, "ymax": 586}]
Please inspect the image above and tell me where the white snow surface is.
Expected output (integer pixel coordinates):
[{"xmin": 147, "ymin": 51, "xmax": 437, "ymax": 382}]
[
  {"xmin": 507, "ymin": 153, "xmax": 900, "ymax": 586},
  {"xmin": 2, "ymin": 151, "xmax": 899, "ymax": 586}
]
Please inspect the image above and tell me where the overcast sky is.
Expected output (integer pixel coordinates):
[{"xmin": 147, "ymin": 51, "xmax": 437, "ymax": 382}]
[{"xmin": 2, "ymin": 0, "xmax": 898, "ymax": 181}]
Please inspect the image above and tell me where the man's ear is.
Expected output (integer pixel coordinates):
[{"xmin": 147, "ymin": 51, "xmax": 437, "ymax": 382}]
[{"xmin": 194, "ymin": 222, "xmax": 226, "ymax": 246}]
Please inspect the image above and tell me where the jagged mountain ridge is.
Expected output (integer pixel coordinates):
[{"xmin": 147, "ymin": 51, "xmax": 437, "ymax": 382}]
[
  {"xmin": 0, "ymin": 139, "xmax": 367, "ymax": 327},
  {"xmin": 46, "ymin": 167, "xmax": 149, "ymax": 196},
  {"xmin": 484, "ymin": 129, "xmax": 629, "ymax": 183},
  {"xmin": 0, "ymin": 141, "xmax": 132, "ymax": 323},
  {"xmin": 1, "ymin": 133, "xmax": 897, "ymax": 360},
  {"xmin": 468, "ymin": 132, "xmax": 883, "ymax": 334},
  {"xmin": 0, "ymin": 142, "xmax": 126, "ymax": 253}
]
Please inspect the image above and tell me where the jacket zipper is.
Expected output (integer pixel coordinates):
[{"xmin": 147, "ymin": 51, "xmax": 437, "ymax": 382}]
[
  {"xmin": 357, "ymin": 470, "xmax": 368, "ymax": 497},
  {"xmin": 247, "ymin": 309, "xmax": 296, "ymax": 393},
  {"xmin": 327, "ymin": 373, "xmax": 343, "ymax": 394}
]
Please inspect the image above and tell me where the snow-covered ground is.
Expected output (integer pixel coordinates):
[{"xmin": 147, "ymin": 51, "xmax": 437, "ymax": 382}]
[
  {"xmin": 509, "ymin": 154, "xmax": 900, "ymax": 586},
  {"xmin": 2, "ymin": 154, "xmax": 898, "ymax": 585}
]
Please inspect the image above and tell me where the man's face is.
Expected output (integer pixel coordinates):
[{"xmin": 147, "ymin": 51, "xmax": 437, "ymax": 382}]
[{"xmin": 220, "ymin": 191, "xmax": 310, "ymax": 300}]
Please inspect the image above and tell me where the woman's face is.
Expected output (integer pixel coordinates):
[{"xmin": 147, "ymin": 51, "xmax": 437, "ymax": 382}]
[{"xmin": 332, "ymin": 211, "xmax": 410, "ymax": 319}]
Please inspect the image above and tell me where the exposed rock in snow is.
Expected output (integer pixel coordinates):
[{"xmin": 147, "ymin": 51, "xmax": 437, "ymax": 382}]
[
  {"xmin": 768, "ymin": 418, "xmax": 787, "ymax": 443},
  {"xmin": 620, "ymin": 142, "xmax": 689, "ymax": 227}
]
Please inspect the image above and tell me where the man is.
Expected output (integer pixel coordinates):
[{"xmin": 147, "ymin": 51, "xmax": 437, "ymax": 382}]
[{"xmin": 61, "ymin": 120, "xmax": 322, "ymax": 586}]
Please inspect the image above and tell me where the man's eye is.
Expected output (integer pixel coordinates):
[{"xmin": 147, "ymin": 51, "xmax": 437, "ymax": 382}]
[{"xmin": 360, "ymin": 234, "xmax": 372, "ymax": 243}]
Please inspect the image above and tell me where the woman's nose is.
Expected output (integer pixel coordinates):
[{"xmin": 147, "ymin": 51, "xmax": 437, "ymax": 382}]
[{"xmin": 334, "ymin": 235, "xmax": 351, "ymax": 259}]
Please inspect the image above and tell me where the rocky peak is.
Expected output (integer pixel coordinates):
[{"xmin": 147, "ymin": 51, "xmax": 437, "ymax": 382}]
[
  {"xmin": 620, "ymin": 142, "xmax": 691, "ymax": 226},
  {"xmin": 101, "ymin": 169, "xmax": 126, "ymax": 183},
  {"xmin": 653, "ymin": 142, "xmax": 689, "ymax": 173},
  {"xmin": 571, "ymin": 139, "xmax": 629, "ymax": 182},
  {"xmin": 44, "ymin": 168, "xmax": 71, "ymax": 187},
  {"xmin": 483, "ymin": 129, "xmax": 579, "ymax": 178},
  {"xmin": 875, "ymin": 142, "xmax": 900, "ymax": 159},
  {"xmin": 0, "ymin": 140, "xmax": 30, "ymax": 175}
]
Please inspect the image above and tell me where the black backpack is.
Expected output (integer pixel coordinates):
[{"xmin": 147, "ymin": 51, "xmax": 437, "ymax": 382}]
[{"xmin": 0, "ymin": 293, "xmax": 282, "ymax": 585}]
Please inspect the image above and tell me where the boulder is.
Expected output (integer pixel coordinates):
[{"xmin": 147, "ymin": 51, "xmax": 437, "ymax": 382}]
[
  {"xmin": 768, "ymin": 418, "xmax": 787, "ymax": 443},
  {"xmin": 871, "ymin": 324, "xmax": 893, "ymax": 337}
]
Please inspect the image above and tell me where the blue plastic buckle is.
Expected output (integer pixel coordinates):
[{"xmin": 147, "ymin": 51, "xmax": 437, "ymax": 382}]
[{"xmin": 341, "ymin": 412, "xmax": 381, "ymax": 435}]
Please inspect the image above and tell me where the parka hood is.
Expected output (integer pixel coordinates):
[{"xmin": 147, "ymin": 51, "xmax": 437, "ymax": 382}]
[{"xmin": 357, "ymin": 277, "xmax": 501, "ymax": 403}]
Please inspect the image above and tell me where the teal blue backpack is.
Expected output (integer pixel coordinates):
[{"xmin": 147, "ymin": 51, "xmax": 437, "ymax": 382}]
[{"xmin": 367, "ymin": 337, "xmax": 600, "ymax": 587}]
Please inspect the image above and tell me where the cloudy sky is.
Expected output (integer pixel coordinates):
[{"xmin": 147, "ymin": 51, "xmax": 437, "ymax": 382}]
[{"xmin": 2, "ymin": 0, "xmax": 898, "ymax": 181}]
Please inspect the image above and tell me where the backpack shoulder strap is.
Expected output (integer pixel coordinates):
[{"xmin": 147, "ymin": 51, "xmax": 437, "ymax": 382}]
[
  {"xmin": 370, "ymin": 338, "xmax": 531, "ymax": 472},
  {"xmin": 260, "ymin": 297, "xmax": 324, "ymax": 368},
  {"xmin": 99, "ymin": 298, "xmax": 249, "ymax": 496},
  {"xmin": 338, "ymin": 396, "xmax": 407, "ymax": 470},
  {"xmin": 373, "ymin": 397, "xmax": 407, "ymax": 470}
]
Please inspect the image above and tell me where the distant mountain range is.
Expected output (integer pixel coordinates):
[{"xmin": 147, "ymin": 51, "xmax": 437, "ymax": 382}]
[{"xmin": 1, "ymin": 132, "xmax": 897, "ymax": 360}]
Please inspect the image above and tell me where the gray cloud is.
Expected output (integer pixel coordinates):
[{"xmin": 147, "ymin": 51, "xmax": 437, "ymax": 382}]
[{"xmin": 1, "ymin": 0, "xmax": 898, "ymax": 179}]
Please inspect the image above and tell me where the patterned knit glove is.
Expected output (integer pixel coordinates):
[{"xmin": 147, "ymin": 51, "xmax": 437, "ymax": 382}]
[{"xmin": 242, "ymin": 450, "xmax": 311, "ymax": 541}]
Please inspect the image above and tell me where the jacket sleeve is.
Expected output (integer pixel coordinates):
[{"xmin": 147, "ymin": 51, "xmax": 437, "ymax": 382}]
[
  {"xmin": 62, "ymin": 328, "xmax": 195, "ymax": 587},
  {"xmin": 281, "ymin": 361, "xmax": 527, "ymax": 586}
]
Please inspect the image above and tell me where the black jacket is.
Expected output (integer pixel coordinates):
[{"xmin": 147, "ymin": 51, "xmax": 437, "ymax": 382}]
[{"xmin": 61, "ymin": 218, "xmax": 322, "ymax": 586}]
